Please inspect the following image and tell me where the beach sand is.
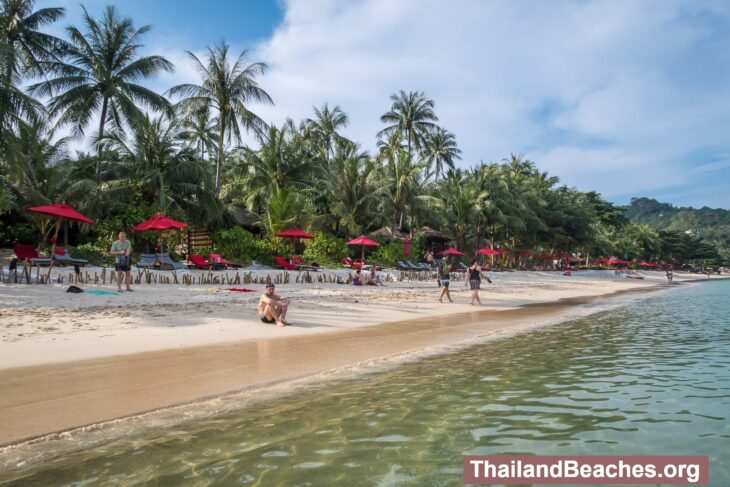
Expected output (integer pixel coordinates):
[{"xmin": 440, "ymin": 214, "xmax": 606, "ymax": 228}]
[{"xmin": 0, "ymin": 268, "xmax": 720, "ymax": 445}]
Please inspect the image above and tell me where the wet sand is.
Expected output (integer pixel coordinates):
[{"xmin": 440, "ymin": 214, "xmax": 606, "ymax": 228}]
[{"xmin": 0, "ymin": 287, "xmax": 661, "ymax": 447}]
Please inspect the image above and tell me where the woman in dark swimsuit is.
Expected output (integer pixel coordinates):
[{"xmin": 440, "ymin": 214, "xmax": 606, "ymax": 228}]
[{"xmin": 468, "ymin": 259, "xmax": 486, "ymax": 305}]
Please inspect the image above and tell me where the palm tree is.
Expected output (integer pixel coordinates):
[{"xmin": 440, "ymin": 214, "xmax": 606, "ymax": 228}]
[
  {"xmin": 100, "ymin": 114, "xmax": 223, "ymax": 222},
  {"xmin": 376, "ymin": 132, "xmax": 425, "ymax": 239},
  {"xmin": 378, "ymin": 90, "xmax": 438, "ymax": 156},
  {"xmin": 422, "ymin": 127, "xmax": 461, "ymax": 182},
  {"xmin": 168, "ymin": 42, "xmax": 273, "ymax": 192},
  {"xmin": 178, "ymin": 105, "xmax": 217, "ymax": 163},
  {"xmin": 305, "ymin": 103, "xmax": 349, "ymax": 161},
  {"xmin": 318, "ymin": 141, "xmax": 377, "ymax": 238},
  {"xmin": 29, "ymin": 5, "xmax": 173, "ymax": 174},
  {"xmin": 0, "ymin": 0, "xmax": 66, "ymax": 83}
]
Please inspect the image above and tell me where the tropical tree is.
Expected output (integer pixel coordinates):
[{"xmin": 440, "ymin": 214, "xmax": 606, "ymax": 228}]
[
  {"xmin": 376, "ymin": 132, "xmax": 425, "ymax": 239},
  {"xmin": 378, "ymin": 90, "xmax": 438, "ymax": 156},
  {"xmin": 178, "ymin": 104, "xmax": 217, "ymax": 163},
  {"xmin": 317, "ymin": 141, "xmax": 377, "ymax": 238},
  {"xmin": 422, "ymin": 127, "xmax": 461, "ymax": 182},
  {"xmin": 29, "ymin": 5, "xmax": 173, "ymax": 175},
  {"xmin": 0, "ymin": 0, "xmax": 66, "ymax": 83},
  {"xmin": 169, "ymin": 42, "xmax": 273, "ymax": 192},
  {"xmin": 100, "ymin": 114, "xmax": 223, "ymax": 222},
  {"xmin": 305, "ymin": 103, "xmax": 349, "ymax": 161}
]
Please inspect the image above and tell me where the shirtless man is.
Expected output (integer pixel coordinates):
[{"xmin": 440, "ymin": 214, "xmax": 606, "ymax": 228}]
[{"xmin": 258, "ymin": 283, "xmax": 291, "ymax": 326}]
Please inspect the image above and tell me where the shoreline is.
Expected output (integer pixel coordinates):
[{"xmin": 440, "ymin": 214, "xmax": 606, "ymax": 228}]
[{"xmin": 0, "ymin": 271, "xmax": 723, "ymax": 447}]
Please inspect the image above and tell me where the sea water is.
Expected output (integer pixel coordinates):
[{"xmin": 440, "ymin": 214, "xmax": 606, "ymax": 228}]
[{"xmin": 1, "ymin": 280, "xmax": 729, "ymax": 486}]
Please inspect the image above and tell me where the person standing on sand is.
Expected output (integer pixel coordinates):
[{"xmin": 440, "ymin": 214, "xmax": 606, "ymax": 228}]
[
  {"xmin": 438, "ymin": 257, "xmax": 454, "ymax": 303},
  {"xmin": 258, "ymin": 283, "xmax": 291, "ymax": 326},
  {"xmin": 468, "ymin": 259, "xmax": 487, "ymax": 305},
  {"xmin": 110, "ymin": 232, "xmax": 133, "ymax": 292},
  {"xmin": 666, "ymin": 267, "xmax": 673, "ymax": 285},
  {"xmin": 424, "ymin": 250, "xmax": 434, "ymax": 267}
]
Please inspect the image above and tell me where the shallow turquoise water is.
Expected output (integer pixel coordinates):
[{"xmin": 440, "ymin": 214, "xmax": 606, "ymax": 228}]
[{"xmin": 2, "ymin": 280, "xmax": 729, "ymax": 486}]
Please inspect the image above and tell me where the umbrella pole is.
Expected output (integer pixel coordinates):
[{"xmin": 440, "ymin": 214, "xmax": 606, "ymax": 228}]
[
  {"xmin": 361, "ymin": 245, "xmax": 365, "ymax": 261},
  {"xmin": 46, "ymin": 219, "xmax": 61, "ymax": 283}
]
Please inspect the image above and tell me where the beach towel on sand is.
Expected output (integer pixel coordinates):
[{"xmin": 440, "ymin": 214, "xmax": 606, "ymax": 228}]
[
  {"xmin": 86, "ymin": 289, "xmax": 119, "ymax": 296},
  {"xmin": 225, "ymin": 288, "xmax": 255, "ymax": 293}
]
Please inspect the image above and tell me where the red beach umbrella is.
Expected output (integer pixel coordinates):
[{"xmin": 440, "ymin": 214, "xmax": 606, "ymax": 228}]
[
  {"xmin": 515, "ymin": 250, "xmax": 533, "ymax": 257},
  {"xmin": 28, "ymin": 203, "xmax": 94, "ymax": 224},
  {"xmin": 438, "ymin": 247, "xmax": 465, "ymax": 257},
  {"xmin": 275, "ymin": 227, "xmax": 315, "ymax": 239},
  {"xmin": 476, "ymin": 247, "xmax": 501, "ymax": 255},
  {"xmin": 537, "ymin": 254, "xmax": 555, "ymax": 260},
  {"xmin": 133, "ymin": 213, "xmax": 187, "ymax": 231},
  {"xmin": 638, "ymin": 261, "xmax": 659, "ymax": 267},
  {"xmin": 133, "ymin": 213, "xmax": 187, "ymax": 252},
  {"xmin": 27, "ymin": 203, "xmax": 95, "ymax": 280},
  {"xmin": 346, "ymin": 235, "xmax": 380, "ymax": 260}
]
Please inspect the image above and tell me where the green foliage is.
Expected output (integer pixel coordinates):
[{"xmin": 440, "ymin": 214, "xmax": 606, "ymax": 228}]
[
  {"xmin": 0, "ymin": 186, "xmax": 12, "ymax": 215},
  {"xmin": 302, "ymin": 231, "xmax": 346, "ymax": 267},
  {"xmin": 0, "ymin": 218, "xmax": 36, "ymax": 246},
  {"xmin": 369, "ymin": 240, "xmax": 407, "ymax": 266},
  {"xmin": 67, "ymin": 242, "xmax": 112, "ymax": 266},
  {"xmin": 213, "ymin": 226, "xmax": 273, "ymax": 265}
]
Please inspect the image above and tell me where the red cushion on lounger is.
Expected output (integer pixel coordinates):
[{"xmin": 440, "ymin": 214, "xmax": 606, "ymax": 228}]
[{"xmin": 55, "ymin": 247, "xmax": 65, "ymax": 256}]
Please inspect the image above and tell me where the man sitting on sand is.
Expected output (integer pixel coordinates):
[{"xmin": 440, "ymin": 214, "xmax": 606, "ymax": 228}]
[{"xmin": 258, "ymin": 283, "xmax": 291, "ymax": 326}]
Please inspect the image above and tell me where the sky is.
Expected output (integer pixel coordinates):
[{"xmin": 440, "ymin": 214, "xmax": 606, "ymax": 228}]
[{"xmin": 37, "ymin": 0, "xmax": 730, "ymax": 209}]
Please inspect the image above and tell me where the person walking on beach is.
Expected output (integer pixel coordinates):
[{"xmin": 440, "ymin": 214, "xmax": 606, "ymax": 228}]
[
  {"xmin": 110, "ymin": 232, "xmax": 133, "ymax": 292},
  {"xmin": 468, "ymin": 259, "xmax": 487, "ymax": 305},
  {"xmin": 666, "ymin": 267, "xmax": 673, "ymax": 285},
  {"xmin": 258, "ymin": 283, "xmax": 291, "ymax": 326},
  {"xmin": 438, "ymin": 257, "xmax": 454, "ymax": 303}
]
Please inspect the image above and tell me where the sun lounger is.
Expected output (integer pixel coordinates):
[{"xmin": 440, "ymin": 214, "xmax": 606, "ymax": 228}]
[
  {"xmin": 156, "ymin": 253, "xmax": 189, "ymax": 270},
  {"xmin": 53, "ymin": 247, "xmax": 88, "ymax": 266},
  {"xmin": 12, "ymin": 244, "xmax": 51, "ymax": 266},
  {"xmin": 406, "ymin": 260, "xmax": 430, "ymax": 271},
  {"xmin": 274, "ymin": 256, "xmax": 296, "ymax": 270},
  {"xmin": 137, "ymin": 253, "xmax": 158, "ymax": 269},
  {"xmin": 209, "ymin": 253, "xmax": 241, "ymax": 269},
  {"xmin": 190, "ymin": 254, "xmax": 224, "ymax": 270},
  {"xmin": 397, "ymin": 260, "xmax": 419, "ymax": 270},
  {"xmin": 290, "ymin": 256, "xmax": 318, "ymax": 271}
]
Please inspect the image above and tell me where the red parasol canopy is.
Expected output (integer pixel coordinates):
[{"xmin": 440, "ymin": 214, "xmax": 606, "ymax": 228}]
[
  {"xmin": 346, "ymin": 235, "xmax": 380, "ymax": 247},
  {"xmin": 592, "ymin": 258, "xmax": 609, "ymax": 263},
  {"xmin": 438, "ymin": 247, "xmax": 465, "ymax": 257},
  {"xmin": 515, "ymin": 250, "xmax": 533, "ymax": 257},
  {"xmin": 275, "ymin": 227, "xmax": 315, "ymax": 239},
  {"xmin": 476, "ymin": 247, "xmax": 501, "ymax": 255},
  {"xmin": 346, "ymin": 235, "xmax": 380, "ymax": 260},
  {"xmin": 27, "ymin": 203, "xmax": 95, "ymax": 280},
  {"xmin": 638, "ymin": 261, "xmax": 659, "ymax": 267},
  {"xmin": 27, "ymin": 203, "xmax": 94, "ymax": 224},
  {"xmin": 133, "ymin": 213, "xmax": 187, "ymax": 232},
  {"xmin": 537, "ymin": 254, "xmax": 555, "ymax": 260}
]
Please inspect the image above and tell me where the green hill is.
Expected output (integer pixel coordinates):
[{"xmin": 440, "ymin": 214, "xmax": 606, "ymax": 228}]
[{"xmin": 624, "ymin": 198, "xmax": 730, "ymax": 259}]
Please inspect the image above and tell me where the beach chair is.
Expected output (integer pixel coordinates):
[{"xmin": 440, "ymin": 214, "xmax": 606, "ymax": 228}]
[
  {"xmin": 397, "ymin": 260, "xmax": 417, "ymax": 270},
  {"xmin": 53, "ymin": 247, "xmax": 88, "ymax": 266},
  {"xmin": 274, "ymin": 256, "xmax": 296, "ymax": 270},
  {"xmin": 209, "ymin": 253, "xmax": 241, "ymax": 269},
  {"xmin": 290, "ymin": 256, "xmax": 318, "ymax": 271},
  {"xmin": 12, "ymin": 244, "xmax": 51, "ymax": 266},
  {"xmin": 137, "ymin": 253, "xmax": 159, "ymax": 269},
  {"xmin": 406, "ymin": 260, "xmax": 429, "ymax": 271},
  {"xmin": 189, "ymin": 254, "xmax": 224, "ymax": 270},
  {"xmin": 156, "ymin": 253, "xmax": 189, "ymax": 270}
]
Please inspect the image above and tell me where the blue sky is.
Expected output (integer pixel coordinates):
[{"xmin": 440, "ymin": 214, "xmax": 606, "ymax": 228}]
[{"xmin": 38, "ymin": 0, "xmax": 730, "ymax": 209}]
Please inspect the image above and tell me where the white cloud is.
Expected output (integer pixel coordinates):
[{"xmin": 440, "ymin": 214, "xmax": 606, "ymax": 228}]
[{"xmin": 244, "ymin": 0, "xmax": 730, "ymax": 207}]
